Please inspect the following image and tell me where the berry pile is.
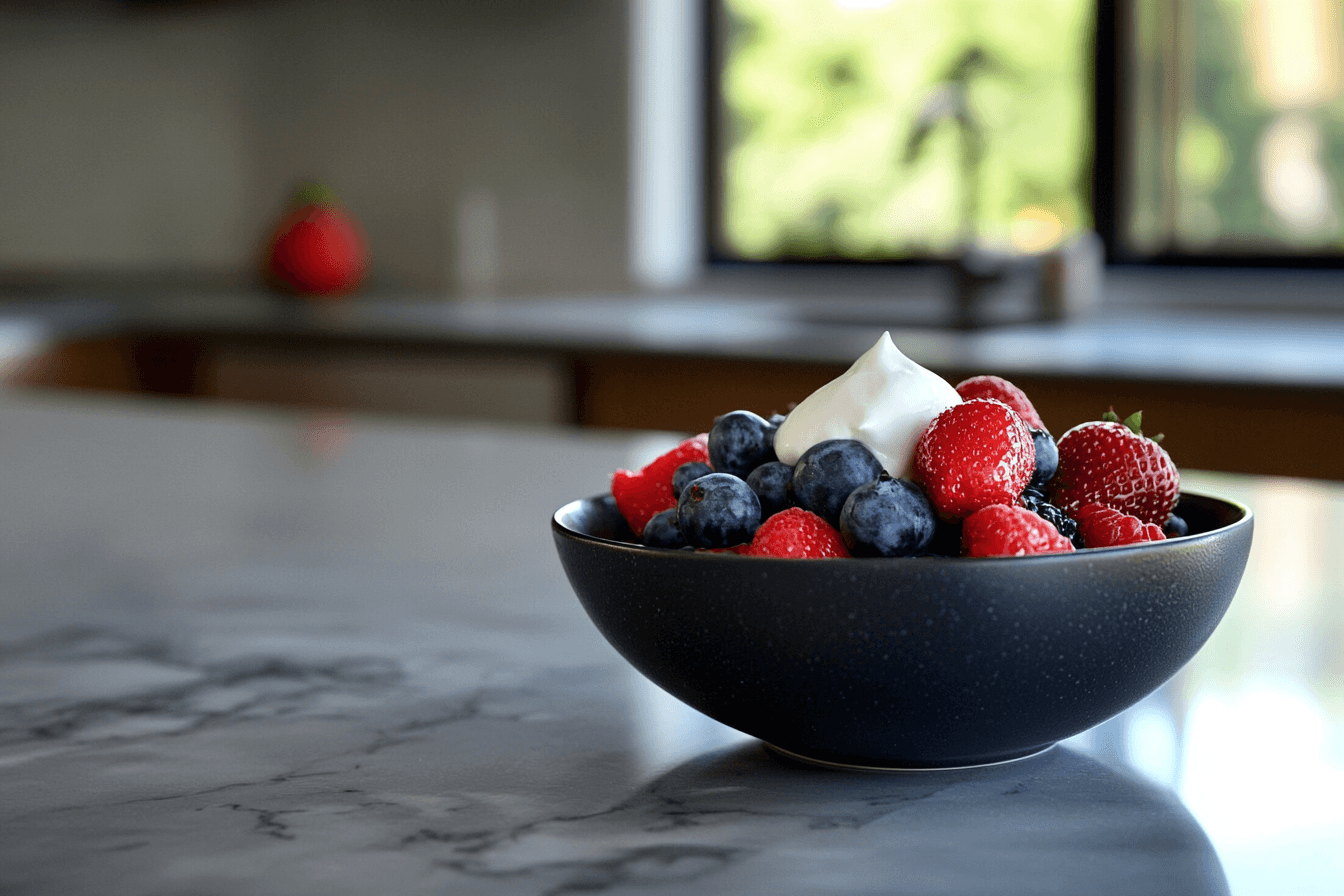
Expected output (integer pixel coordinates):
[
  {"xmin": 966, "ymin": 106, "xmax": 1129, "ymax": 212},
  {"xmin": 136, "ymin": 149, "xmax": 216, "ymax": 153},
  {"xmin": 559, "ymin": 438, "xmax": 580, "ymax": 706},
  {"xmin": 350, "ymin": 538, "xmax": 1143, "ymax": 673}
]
[{"xmin": 609, "ymin": 377, "xmax": 1184, "ymax": 559}]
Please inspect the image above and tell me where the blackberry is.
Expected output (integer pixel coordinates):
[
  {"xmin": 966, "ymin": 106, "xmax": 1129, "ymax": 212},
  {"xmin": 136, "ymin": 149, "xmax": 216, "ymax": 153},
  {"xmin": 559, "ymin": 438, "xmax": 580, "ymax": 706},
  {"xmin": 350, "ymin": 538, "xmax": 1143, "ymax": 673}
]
[
  {"xmin": 790, "ymin": 439, "xmax": 886, "ymax": 528},
  {"xmin": 642, "ymin": 508, "xmax": 686, "ymax": 549},
  {"xmin": 708, "ymin": 410, "xmax": 777, "ymax": 478},
  {"xmin": 746, "ymin": 461, "xmax": 794, "ymax": 519},
  {"xmin": 922, "ymin": 517, "xmax": 965, "ymax": 557},
  {"xmin": 677, "ymin": 472, "xmax": 761, "ymax": 549},
  {"xmin": 672, "ymin": 461, "xmax": 714, "ymax": 498},
  {"xmin": 1032, "ymin": 500, "xmax": 1083, "ymax": 549},
  {"xmin": 839, "ymin": 476, "xmax": 936, "ymax": 558}
]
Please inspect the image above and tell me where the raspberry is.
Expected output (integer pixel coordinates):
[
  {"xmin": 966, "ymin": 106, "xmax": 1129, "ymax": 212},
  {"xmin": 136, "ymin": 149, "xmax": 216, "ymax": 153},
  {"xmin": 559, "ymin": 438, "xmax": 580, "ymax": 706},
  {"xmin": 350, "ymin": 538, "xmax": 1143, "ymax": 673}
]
[
  {"xmin": 954, "ymin": 375, "xmax": 1045, "ymax": 430},
  {"xmin": 1075, "ymin": 503, "xmax": 1166, "ymax": 548},
  {"xmin": 742, "ymin": 507, "xmax": 850, "ymax": 559},
  {"xmin": 962, "ymin": 504, "xmax": 1075, "ymax": 557}
]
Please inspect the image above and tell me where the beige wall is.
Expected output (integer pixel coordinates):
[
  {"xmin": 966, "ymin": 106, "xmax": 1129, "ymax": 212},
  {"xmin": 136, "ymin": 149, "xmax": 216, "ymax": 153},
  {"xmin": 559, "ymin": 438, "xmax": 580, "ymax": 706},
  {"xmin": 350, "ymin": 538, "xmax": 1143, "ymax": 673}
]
[{"xmin": 0, "ymin": 0, "xmax": 630, "ymax": 296}]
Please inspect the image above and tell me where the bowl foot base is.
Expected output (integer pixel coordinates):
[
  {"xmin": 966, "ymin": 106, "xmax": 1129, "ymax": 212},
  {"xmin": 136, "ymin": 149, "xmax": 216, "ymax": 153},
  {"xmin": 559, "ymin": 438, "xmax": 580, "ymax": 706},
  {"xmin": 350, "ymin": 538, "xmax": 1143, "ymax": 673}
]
[{"xmin": 763, "ymin": 741, "xmax": 1057, "ymax": 772}]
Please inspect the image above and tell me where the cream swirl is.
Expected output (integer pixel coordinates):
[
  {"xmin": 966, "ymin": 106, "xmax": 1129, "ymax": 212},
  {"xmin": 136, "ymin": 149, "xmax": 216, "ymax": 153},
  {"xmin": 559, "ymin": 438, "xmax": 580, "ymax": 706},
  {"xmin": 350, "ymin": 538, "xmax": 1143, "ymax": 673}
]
[{"xmin": 774, "ymin": 332, "xmax": 961, "ymax": 478}]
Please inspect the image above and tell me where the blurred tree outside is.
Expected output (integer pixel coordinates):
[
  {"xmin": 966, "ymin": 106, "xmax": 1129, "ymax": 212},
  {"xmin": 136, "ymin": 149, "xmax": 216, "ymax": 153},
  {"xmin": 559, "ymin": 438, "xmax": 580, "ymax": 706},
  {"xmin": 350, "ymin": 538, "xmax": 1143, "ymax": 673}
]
[
  {"xmin": 719, "ymin": 0, "xmax": 1094, "ymax": 261},
  {"xmin": 1130, "ymin": 0, "xmax": 1344, "ymax": 254}
]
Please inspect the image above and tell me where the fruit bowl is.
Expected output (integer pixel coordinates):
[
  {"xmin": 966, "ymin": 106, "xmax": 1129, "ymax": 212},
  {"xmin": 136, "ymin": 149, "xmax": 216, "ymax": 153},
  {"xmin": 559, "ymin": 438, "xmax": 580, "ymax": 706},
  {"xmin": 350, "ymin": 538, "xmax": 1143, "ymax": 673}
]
[{"xmin": 552, "ymin": 491, "xmax": 1252, "ymax": 769}]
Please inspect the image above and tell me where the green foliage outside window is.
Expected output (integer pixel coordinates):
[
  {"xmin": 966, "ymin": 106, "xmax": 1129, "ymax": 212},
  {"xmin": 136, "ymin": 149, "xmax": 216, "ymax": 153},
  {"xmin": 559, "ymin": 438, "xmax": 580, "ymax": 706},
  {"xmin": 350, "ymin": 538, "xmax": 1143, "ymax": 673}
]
[{"xmin": 719, "ymin": 0, "xmax": 1094, "ymax": 261}]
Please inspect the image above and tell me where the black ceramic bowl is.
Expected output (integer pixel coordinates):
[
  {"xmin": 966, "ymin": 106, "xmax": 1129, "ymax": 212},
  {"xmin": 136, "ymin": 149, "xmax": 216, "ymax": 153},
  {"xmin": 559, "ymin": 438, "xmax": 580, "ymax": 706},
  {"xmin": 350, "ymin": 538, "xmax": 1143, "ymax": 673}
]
[{"xmin": 553, "ymin": 492, "xmax": 1253, "ymax": 770}]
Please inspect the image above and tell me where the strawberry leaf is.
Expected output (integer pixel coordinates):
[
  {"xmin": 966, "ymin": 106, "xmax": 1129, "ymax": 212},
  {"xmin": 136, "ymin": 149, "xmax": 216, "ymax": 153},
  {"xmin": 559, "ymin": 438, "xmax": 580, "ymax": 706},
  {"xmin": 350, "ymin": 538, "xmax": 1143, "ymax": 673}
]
[
  {"xmin": 1101, "ymin": 409, "xmax": 1120, "ymax": 423},
  {"xmin": 1123, "ymin": 411, "xmax": 1143, "ymax": 435}
]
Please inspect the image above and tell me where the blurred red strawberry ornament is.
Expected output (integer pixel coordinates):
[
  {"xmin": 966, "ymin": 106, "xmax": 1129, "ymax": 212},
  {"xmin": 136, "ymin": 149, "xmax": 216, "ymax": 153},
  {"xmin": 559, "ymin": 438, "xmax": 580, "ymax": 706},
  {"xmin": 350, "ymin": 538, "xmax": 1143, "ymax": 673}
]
[{"xmin": 265, "ymin": 183, "xmax": 368, "ymax": 299}]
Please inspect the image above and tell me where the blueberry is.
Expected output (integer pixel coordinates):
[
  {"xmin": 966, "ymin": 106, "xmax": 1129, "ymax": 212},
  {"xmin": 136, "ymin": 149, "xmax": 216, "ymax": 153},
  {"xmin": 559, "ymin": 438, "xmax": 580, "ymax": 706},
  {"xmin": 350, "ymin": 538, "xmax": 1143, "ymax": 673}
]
[
  {"xmin": 768, "ymin": 412, "xmax": 787, "ymax": 427},
  {"xmin": 790, "ymin": 439, "xmax": 886, "ymax": 528},
  {"xmin": 677, "ymin": 472, "xmax": 761, "ymax": 548},
  {"xmin": 708, "ymin": 411, "xmax": 777, "ymax": 478},
  {"xmin": 1028, "ymin": 428, "xmax": 1058, "ymax": 489},
  {"xmin": 642, "ymin": 508, "xmax": 686, "ymax": 549},
  {"xmin": 672, "ymin": 461, "xmax": 714, "ymax": 498},
  {"xmin": 839, "ymin": 476, "xmax": 936, "ymax": 557},
  {"xmin": 746, "ymin": 461, "xmax": 794, "ymax": 518},
  {"xmin": 1163, "ymin": 513, "xmax": 1189, "ymax": 538}
]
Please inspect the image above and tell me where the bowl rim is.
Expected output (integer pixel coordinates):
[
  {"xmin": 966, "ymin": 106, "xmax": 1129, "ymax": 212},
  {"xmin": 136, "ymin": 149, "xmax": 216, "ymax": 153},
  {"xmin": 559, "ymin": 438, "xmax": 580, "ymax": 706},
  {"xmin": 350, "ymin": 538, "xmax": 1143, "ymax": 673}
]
[{"xmin": 552, "ymin": 490, "xmax": 1252, "ymax": 563}]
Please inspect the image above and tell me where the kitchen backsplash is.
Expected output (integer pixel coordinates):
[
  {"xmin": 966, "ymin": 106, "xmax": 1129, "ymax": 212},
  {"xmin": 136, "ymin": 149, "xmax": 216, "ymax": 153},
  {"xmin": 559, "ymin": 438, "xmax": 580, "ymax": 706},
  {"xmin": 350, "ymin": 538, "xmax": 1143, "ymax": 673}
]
[{"xmin": 0, "ymin": 0, "xmax": 630, "ymax": 296}]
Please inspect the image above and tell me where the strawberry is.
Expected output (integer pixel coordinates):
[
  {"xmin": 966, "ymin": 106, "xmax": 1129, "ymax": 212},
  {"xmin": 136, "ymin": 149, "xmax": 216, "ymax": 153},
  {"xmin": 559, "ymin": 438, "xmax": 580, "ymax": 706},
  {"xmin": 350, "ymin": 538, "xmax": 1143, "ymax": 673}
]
[
  {"xmin": 912, "ymin": 399, "xmax": 1035, "ymax": 522},
  {"xmin": 962, "ymin": 504, "xmax": 1075, "ymax": 557},
  {"xmin": 265, "ymin": 183, "xmax": 369, "ymax": 298},
  {"xmin": 741, "ymin": 507, "xmax": 850, "ymax": 558},
  {"xmin": 611, "ymin": 435, "xmax": 710, "ymax": 536},
  {"xmin": 642, "ymin": 433, "xmax": 710, "ymax": 484},
  {"xmin": 1075, "ymin": 502, "xmax": 1166, "ymax": 548},
  {"xmin": 954, "ymin": 375, "xmax": 1045, "ymax": 430},
  {"xmin": 1047, "ymin": 410, "xmax": 1179, "ymax": 525}
]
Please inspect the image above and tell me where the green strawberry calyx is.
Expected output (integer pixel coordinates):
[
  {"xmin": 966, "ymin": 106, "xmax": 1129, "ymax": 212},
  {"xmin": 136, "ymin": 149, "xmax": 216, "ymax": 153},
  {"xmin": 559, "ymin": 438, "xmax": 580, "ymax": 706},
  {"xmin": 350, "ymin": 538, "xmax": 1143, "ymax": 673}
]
[
  {"xmin": 292, "ymin": 182, "xmax": 340, "ymax": 208},
  {"xmin": 1102, "ymin": 408, "xmax": 1163, "ymax": 444}
]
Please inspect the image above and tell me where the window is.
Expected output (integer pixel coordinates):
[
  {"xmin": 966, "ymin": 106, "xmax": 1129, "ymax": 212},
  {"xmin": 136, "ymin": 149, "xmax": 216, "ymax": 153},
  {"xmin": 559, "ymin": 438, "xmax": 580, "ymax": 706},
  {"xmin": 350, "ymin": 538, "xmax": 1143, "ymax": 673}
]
[
  {"xmin": 1117, "ymin": 0, "xmax": 1344, "ymax": 261},
  {"xmin": 707, "ymin": 0, "xmax": 1344, "ymax": 267}
]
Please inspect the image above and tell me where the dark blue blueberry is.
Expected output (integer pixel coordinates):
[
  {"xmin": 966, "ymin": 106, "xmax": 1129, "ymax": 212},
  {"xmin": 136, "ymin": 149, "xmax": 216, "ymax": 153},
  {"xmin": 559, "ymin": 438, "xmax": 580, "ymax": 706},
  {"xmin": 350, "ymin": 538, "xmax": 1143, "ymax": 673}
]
[
  {"xmin": 746, "ymin": 461, "xmax": 794, "ymax": 519},
  {"xmin": 768, "ymin": 412, "xmax": 787, "ymax": 427},
  {"xmin": 642, "ymin": 508, "xmax": 686, "ymax": 549},
  {"xmin": 790, "ymin": 439, "xmax": 885, "ymax": 528},
  {"xmin": 708, "ymin": 411, "xmax": 777, "ymax": 478},
  {"xmin": 677, "ymin": 472, "xmax": 761, "ymax": 549},
  {"xmin": 1029, "ymin": 428, "xmax": 1058, "ymax": 490},
  {"xmin": 1163, "ymin": 513, "xmax": 1189, "ymax": 538},
  {"xmin": 839, "ymin": 476, "xmax": 936, "ymax": 557},
  {"xmin": 672, "ymin": 461, "xmax": 714, "ymax": 498}
]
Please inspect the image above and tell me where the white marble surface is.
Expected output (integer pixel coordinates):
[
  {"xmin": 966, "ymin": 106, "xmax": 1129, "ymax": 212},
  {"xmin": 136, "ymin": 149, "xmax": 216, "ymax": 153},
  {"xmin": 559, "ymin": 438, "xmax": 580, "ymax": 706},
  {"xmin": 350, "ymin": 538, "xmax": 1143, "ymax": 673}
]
[{"xmin": 0, "ymin": 392, "xmax": 1340, "ymax": 894}]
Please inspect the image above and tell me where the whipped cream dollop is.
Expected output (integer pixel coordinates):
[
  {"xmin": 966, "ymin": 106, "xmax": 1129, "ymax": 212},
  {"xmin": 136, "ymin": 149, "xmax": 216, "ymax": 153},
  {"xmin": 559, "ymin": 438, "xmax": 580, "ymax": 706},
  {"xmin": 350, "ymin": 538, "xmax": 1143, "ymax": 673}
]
[{"xmin": 774, "ymin": 331, "xmax": 961, "ymax": 478}]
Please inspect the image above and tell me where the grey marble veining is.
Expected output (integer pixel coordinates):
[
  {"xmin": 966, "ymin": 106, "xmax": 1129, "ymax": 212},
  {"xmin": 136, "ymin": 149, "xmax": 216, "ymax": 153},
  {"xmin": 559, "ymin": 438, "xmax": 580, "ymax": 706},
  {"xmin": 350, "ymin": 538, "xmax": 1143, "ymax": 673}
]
[
  {"xmin": 0, "ymin": 393, "xmax": 1337, "ymax": 894},
  {"xmin": 0, "ymin": 621, "xmax": 1225, "ymax": 896}
]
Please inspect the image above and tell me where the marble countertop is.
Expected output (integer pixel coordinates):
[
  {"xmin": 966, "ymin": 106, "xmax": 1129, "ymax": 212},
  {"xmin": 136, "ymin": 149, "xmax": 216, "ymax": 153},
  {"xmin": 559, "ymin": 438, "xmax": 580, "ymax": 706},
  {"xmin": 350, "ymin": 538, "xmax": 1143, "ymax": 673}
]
[{"xmin": 1, "ymin": 391, "xmax": 1342, "ymax": 895}]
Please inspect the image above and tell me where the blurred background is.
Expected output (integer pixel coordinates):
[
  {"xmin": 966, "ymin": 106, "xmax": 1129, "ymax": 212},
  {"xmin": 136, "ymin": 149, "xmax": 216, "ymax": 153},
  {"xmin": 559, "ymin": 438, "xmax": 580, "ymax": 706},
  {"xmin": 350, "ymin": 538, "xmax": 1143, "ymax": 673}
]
[
  {"xmin": 4, "ymin": 0, "xmax": 1344, "ymax": 477},
  {"xmin": 0, "ymin": 0, "xmax": 629, "ymax": 295}
]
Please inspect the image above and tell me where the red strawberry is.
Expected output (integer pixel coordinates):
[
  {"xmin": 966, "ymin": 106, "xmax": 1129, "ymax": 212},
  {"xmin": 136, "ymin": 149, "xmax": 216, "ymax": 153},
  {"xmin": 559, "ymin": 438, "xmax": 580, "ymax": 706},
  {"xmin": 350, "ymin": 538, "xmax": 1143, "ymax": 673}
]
[
  {"xmin": 954, "ymin": 375, "xmax": 1045, "ymax": 431},
  {"xmin": 962, "ymin": 504, "xmax": 1075, "ymax": 557},
  {"xmin": 1075, "ymin": 502, "xmax": 1166, "ymax": 548},
  {"xmin": 265, "ymin": 183, "xmax": 369, "ymax": 299},
  {"xmin": 642, "ymin": 433, "xmax": 710, "ymax": 484},
  {"xmin": 1047, "ymin": 410, "xmax": 1179, "ymax": 525},
  {"xmin": 912, "ymin": 399, "xmax": 1036, "ymax": 522},
  {"xmin": 610, "ymin": 435, "xmax": 710, "ymax": 536},
  {"xmin": 741, "ymin": 507, "xmax": 850, "ymax": 559}
]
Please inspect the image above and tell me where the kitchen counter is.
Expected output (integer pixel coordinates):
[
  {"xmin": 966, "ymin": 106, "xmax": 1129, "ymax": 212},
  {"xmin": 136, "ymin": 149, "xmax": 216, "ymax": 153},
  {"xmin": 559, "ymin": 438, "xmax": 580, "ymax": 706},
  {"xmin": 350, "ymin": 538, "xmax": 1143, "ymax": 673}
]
[
  {"xmin": 6, "ymin": 266, "xmax": 1344, "ymax": 480},
  {"xmin": 6, "ymin": 265, "xmax": 1344, "ymax": 385},
  {"xmin": 1, "ymin": 391, "xmax": 1340, "ymax": 895}
]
